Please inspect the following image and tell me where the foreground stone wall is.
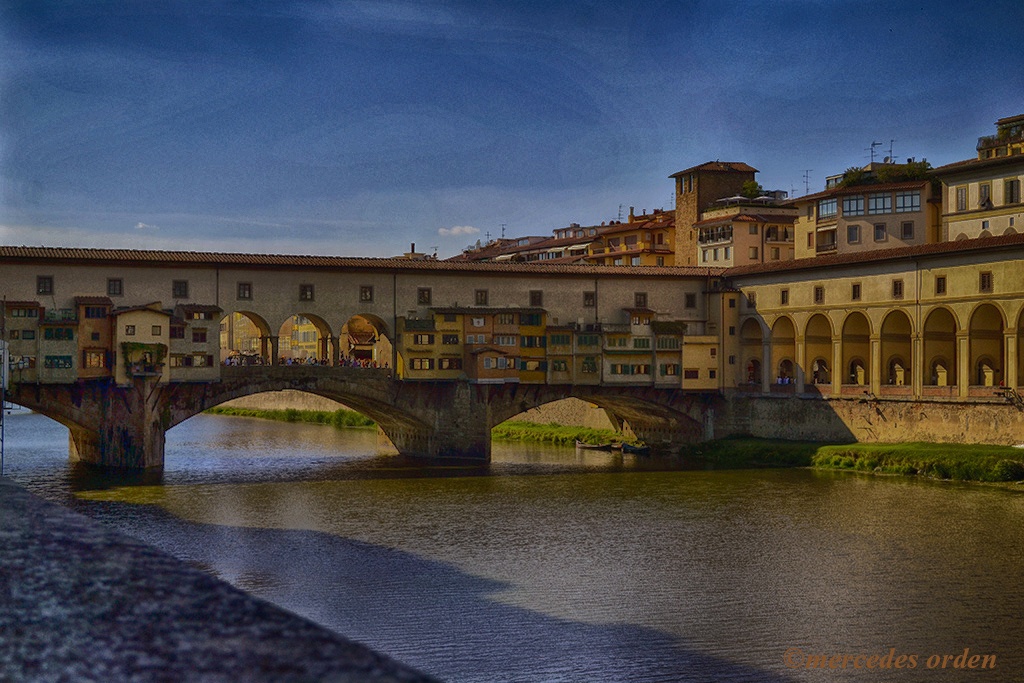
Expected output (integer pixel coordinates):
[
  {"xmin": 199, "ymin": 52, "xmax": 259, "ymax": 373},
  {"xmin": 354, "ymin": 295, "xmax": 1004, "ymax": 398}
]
[
  {"xmin": 716, "ymin": 395, "xmax": 1024, "ymax": 445},
  {"xmin": 0, "ymin": 478, "xmax": 437, "ymax": 683}
]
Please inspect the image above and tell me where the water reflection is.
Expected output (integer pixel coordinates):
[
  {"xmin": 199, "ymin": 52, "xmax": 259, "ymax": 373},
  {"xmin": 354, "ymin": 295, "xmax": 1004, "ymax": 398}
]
[{"xmin": 5, "ymin": 411, "xmax": 1024, "ymax": 682}]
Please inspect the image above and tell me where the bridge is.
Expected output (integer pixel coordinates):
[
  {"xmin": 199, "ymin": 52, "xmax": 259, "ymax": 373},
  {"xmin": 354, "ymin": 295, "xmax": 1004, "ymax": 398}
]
[{"xmin": 8, "ymin": 366, "xmax": 712, "ymax": 468}]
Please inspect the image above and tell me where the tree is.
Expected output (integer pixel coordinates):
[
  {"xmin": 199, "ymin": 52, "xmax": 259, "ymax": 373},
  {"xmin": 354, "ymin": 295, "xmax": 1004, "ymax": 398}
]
[{"xmin": 740, "ymin": 180, "xmax": 763, "ymax": 198}]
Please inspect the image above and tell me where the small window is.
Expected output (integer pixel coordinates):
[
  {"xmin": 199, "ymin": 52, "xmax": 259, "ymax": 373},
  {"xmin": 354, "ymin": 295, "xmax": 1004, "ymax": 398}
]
[
  {"xmin": 475, "ymin": 289, "xmax": 489, "ymax": 306},
  {"xmin": 656, "ymin": 256, "xmax": 665, "ymax": 266},
  {"xmin": 728, "ymin": 298, "xmax": 736, "ymax": 309},
  {"xmin": 237, "ymin": 282, "xmax": 252, "ymax": 300},
  {"xmin": 955, "ymin": 186, "xmax": 967, "ymax": 211},
  {"xmin": 749, "ymin": 246, "xmax": 759, "ymax": 259},
  {"xmin": 747, "ymin": 292, "xmax": 757, "ymax": 308},
  {"xmin": 813, "ymin": 286, "xmax": 825, "ymax": 305},
  {"xmin": 980, "ymin": 271, "xmax": 993, "ymax": 293},
  {"xmin": 685, "ymin": 293, "xmax": 697, "ymax": 309},
  {"xmin": 583, "ymin": 291, "xmax": 596, "ymax": 307},
  {"xmin": 360, "ymin": 285, "xmax": 373, "ymax": 303},
  {"xmin": 634, "ymin": 292, "xmax": 647, "ymax": 308},
  {"xmin": 107, "ymin": 278, "xmax": 123, "ymax": 296},
  {"xmin": 529, "ymin": 290, "xmax": 543, "ymax": 307},
  {"xmin": 847, "ymin": 224, "xmax": 861, "ymax": 244},
  {"xmin": 807, "ymin": 233, "xmax": 814, "ymax": 248},
  {"xmin": 780, "ymin": 289, "xmax": 789, "ymax": 306},
  {"xmin": 892, "ymin": 279, "xmax": 904, "ymax": 299},
  {"xmin": 873, "ymin": 223, "xmax": 887, "ymax": 242},
  {"xmin": 728, "ymin": 327, "xmax": 735, "ymax": 336},
  {"xmin": 37, "ymin": 276, "xmax": 54, "ymax": 295},
  {"xmin": 172, "ymin": 280, "xmax": 189, "ymax": 299},
  {"xmin": 417, "ymin": 287, "xmax": 432, "ymax": 305},
  {"xmin": 170, "ymin": 326, "xmax": 185, "ymax": 339},
  {"xmin": 125, "ymin": 325, "xmax": 136, "ymax": 336},
  {"xmin": 299, "ymin": 284, "xmax": 315, "ymax": 301},
  {"xmin": 935, "ymin": 276, "xmax": 947, "ymax": 295},
  {"xmin": 852, "ymin": 283, "xmax": 862, "ymax": 301},
  {"xmin": 442, "ymin": 334, "xmax": 459, "ymax": 345},
  {"xmin": 900, "ymin": 221, "xmax": 914, "ymax": 240},
  {"xmin": 151, "ymin": 325, "xmax": 162, "ymax": 336},
  {"xmin": 192, "ymin": 329, "xmax": 208, "ymax": 343}
]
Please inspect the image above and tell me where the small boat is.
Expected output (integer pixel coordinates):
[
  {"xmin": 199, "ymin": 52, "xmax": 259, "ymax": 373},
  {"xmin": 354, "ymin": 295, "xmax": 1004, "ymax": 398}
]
[
  {"xmin": 621, "ymin": 443, "xmax": 651, "ymax": 456},
  {"xmin": 575, "ymin": 440, "xmax": 613, "ymax": 451}
]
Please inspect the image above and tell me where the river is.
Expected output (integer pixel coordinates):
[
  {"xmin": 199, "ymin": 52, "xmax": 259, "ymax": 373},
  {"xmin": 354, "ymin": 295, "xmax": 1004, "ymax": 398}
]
[{"xmin": 4, "ymin": 410, "xmax": 1024, "ymax": 682}]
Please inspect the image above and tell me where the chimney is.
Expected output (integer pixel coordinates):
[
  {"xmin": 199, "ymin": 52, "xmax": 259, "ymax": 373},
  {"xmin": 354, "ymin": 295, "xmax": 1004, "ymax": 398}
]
[
  {"xmin": 411, "ymin": 243, "xmax": 416, "ymax": 253},
  {"xmin": 629, "ymin": 206, "xmax": 635, "ymax": 222}
]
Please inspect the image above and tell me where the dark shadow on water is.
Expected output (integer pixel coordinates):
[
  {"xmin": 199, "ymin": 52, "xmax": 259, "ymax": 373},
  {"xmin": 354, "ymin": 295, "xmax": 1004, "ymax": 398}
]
[{"xmin": 69, "ymin": 499, "xmax": 797, "ymax": 683}]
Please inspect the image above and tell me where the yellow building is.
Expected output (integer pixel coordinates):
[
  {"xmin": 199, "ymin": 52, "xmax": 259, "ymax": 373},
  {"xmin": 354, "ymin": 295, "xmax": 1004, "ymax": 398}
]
[
  {"xmin": 695, "ymin": 198, "xmax": 798, "ymax": 267},
  {"xmin": 586, "ymin": 209, "xmax": 674, "ymax": 267}
]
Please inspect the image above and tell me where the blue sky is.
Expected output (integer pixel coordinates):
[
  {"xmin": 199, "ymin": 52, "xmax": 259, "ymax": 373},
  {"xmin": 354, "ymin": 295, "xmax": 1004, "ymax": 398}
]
[{"xmin": 2, "ymin": 1, "xmax": 1022, "ymax": 258}]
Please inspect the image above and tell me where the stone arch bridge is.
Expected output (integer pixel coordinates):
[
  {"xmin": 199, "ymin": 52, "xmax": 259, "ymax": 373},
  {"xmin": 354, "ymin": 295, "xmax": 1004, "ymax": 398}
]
[{"xmin": 9, "ymin": 366, "xmax": 714, "ymax": 468}]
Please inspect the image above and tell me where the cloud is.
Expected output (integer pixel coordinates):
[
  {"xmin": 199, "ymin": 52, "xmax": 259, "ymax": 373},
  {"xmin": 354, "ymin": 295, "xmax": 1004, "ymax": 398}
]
[
  {"xmin": 438, "ymin": 225, "xmax": 479, "ymax": 237},
  {"xmin": 135, "ymin": 222, "xmax": 159, "ymax": 230}
]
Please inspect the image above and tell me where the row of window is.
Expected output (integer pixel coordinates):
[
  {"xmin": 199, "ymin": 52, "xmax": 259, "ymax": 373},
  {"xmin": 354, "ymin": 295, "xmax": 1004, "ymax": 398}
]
[
  {"xmin": 772, "ymin": 271, "xmax": 996, "ymax": 306},
  {"xmin": 953, "ymin": 179, "xmax": 1021, "ymax": 212},
  {"xmin": 817, "ymin": 191, "xmax": 921, "ymax": 220}
]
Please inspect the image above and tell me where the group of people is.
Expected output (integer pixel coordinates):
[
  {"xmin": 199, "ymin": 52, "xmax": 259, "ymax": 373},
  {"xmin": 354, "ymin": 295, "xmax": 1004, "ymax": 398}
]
[{"xmin": 222, "ymin": 354, "xmax": 387, "ymax": 369}]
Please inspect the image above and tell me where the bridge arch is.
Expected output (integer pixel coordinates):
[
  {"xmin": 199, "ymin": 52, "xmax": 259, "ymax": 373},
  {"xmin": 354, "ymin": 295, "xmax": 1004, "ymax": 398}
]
[
  {"xmin": 339, "ymin": 313, "xmax": 393, "ymax": 367},
  {"xmin": 220, "ymin": 311, "xmax": 273, "ymax": 364},
  {"xmin": 278, "ymin": 313, "xmax": 334, "ymax": 364}
]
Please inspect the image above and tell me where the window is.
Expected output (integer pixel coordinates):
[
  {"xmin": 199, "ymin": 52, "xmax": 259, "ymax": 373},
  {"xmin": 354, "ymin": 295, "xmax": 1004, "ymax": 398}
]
[
  {"xmin": 749, "ymin": 246, "xmax": 759, "ymax": 259},
  {"xmin": 21, "ymin": 330, "xmax": 35, "ymax": 340},
  {"xmin": 729, "ymin": 326, "xmax": 735, "ymax": 336},
  {"xmin": 770, "ymin": 247, "xmax": 780, "ymax": 260},
  {"xmin": 723, "ymin": 247, "xmax": 730, "ymax": 260},
  {"xmin": 84, "ymin": 306, "xmax": 107, "ymax": 319},
  {"xmin": 935, "ymin": 276, "xmax": 946, "ymax": 295},
  {"xmin": 520, "ymin": 313, "xmax": 541, "ymax": 326},
  {"xmin": 192, "ymin": 329, "xmax": 207, "ymax": 343},
  {"xmin": 299, "ymin": 284, "xmax": 314, "ymax": 301},
  {"xmin": 581, "ymin": 357, "xmax": 598, "ymax": 373},
  {"xmin": 442, "ymin": 334, "xmax": 459, "ymax": 345},
  {"xmin": 1006, "ymin": 179, "xmax": 1021, "ymax": 205},
  {"xmin": 409, "ymin": 358, "xmax": 435, "ymax": 370},
  {"xmin": 657, "ymin": 337, "xmax": 680, "ymax": 350},
  {"xmin": 583, "ymin": 291, "xmax": 596, "ymax": 307},
  {"xmin": 43, "ymin": 327, "xmax": 74, "ymax": 340},
  {"xmin": 712, "ymin": 249, "xmax": 719, "ymax": 261},
  {"xmin": 852, "ymin": 283, "xmax": 861, "ymax": 301},
  {"xmin": 413, "ymin": 334, "xmax": 435, "ymax": 345},
  {"xmin": 895, "ymin": 191, "xmax": 921, "ymax": 213},
  {"xmin": 749, "ymin": 225, "xmax": 759, "ymax": 235},
  {"xmin": 237, "ymin": 282, "xmax": 252, "ymax": 300},
  {"xmin": 981, "ymin": 219, "xmax": 990, "ymax": 231},
  {"xmin": 979, "ymin": 183, "xmax": 991, "ymax": 207},
  {"xmin": 814, "ymin": 286, "xmax": 825, "ymax": 304},
  {"xmin": 747, "ymin": 292, "xmax": 757, "ymax": 308},
  {"xmin": 520, "ymin": 335, "xmax": 545, "ymax": 348},
  {"xmin": 577, "ymin": 334, "xmax": 599, "ymax": 347},
  {"xmin": 868, "ymin": 193, "xmax": 892, "ymax": 214},
  {"xmin": 780, "ymin": 289, "xmax": 789, "ymax": 306},
  {"xmin": 728, "ymin": 298, "xmax": 736, "ymax": 308},
  {"xmin": 125, "ymin": 325, "xmax": 136, "ymax": 336},
  {"xmin": 892, "ymin": 279, "xmax": 904, "ymax": 299},
  {"xmin": 36, "ymin": 276, "xmax": 53, "ymax": 295},
  {"xmin": 550, "ymin": 333, "xmax": 571, "ymax": 346},
  {"xmin": 660, "ymin": 363, "xmax": 680, "ymax": 376},
  {"xmin": 551, "ymin": 359, "xmax": 569, "ymax": 372},
  {"xmin": 685, "ymin": 293, "xmax": 697, "ymax": 308},
  {"xmin": 360, "ymin": 285, "xmax": 374, "ymax": 303},
  {"xmin": 874, "ymin": 223, "xmax": 887, "ymax": 241},
  {"xmin": 683, "ymin": 369, "xmax": 700, "ymax": 380},
  {"xmin": 43, "ymin": 356, "xmax": 73, "ymax": 369},
  {"xmin": 11, "ymin": 307, "xmax": 38, "ymax": 318},
  {"xmin": 634, "ymin": 292, "xmax": 648, "ymax": 308},
  {"xmin": 702, "ymin": 250, "xmax": 709, "ymax": 263},
  {"xmin": 170, "ymin": 326, "xmax": 185, "ymax": 339},
  {"xmin": 900, "ymin": 221, "xmax": 914, "ymax": 240},
  {"xmin": 439, "ymin": 358, "xmax": 462, "ymax": 370},
  {"xmin": 529, "ymin": 290, "xmax": 543, "ymax": 307},
  {"xmin": 151, "ymin": 325, "xmax": 162, "ymax": 336},
  {"xmin": 83, "ymin": 351, "xmax": 106, "ymax": 369},
  {"xmin": 807, "ymin": 205, "xmax": 814, "ymax": 219},
  {"xmin": 107, "ymin": 278, "xmax": 123, "ymax": 296},
  {"xmin": 817, "ymin": 198, "xmax": 837, "ymax": 219},
  {"xmin": 980, "ymin": 271, "xmax": 993, "ymax": 293},
  {"xmin": 496, "ymin": 313, "xmax": 515, "ymax": 325},
  {"xmin": 495, "ymin": 335, "xmax": 516, "ymax": 346},
  {"xmin": 633, "ymin": 338, "xmax": 651, "ymax": 349},
  {"xmin": 956, "ymin": 186, "xmax": 967, "ymax": 211},
  {"xmin": 709, "ymin": 369, "xmax": 717, "ymax": 380},
  {"xmin": 656, "ymin": 256, "xmax": 665, "ymax": 266},
  {"xmin": 416, "ymin": 287, "xmax": 432, "ymax": 305},
  {"xmin": 842, "ymin": 196, "xmax": 864, "ymax": 216},
  {"xmin": 475, "ymin": 289, "xmax": 488, "ymax": 306},
  {"xmin": 847, "ymin": 224, "xmax": 861, "ymax": 244},
  {"xmin": 172, "ymin": 280, "xmax": 189, "ymax": 298}
]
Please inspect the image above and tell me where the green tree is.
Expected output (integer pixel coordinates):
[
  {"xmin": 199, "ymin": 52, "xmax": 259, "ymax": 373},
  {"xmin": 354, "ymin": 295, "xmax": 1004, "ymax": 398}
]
[{"xmin": 740, "ymin": 180, "xmax": 763, "ymax": 198}]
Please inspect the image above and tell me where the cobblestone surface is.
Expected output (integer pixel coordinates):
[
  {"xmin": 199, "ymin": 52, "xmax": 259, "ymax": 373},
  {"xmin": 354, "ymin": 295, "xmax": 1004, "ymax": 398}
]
[{"xmin": 0, "ymin": 478, "xmax": 439, "ymax": 682}]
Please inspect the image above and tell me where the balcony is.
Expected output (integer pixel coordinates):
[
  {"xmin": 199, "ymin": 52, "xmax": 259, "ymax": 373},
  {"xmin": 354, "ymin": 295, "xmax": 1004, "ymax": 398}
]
[
  {"xmin": 764, "ymin": 229, "xmax": 794, "ymax": 243},
  {"xmin": 44, "ymin": 309, "xmax": 77, "ymax": 322},
  {"xmin": 816, "ymin": 240, "xmax": 837, "ymax": 253},
  {"xmin": 698, "ymin": 228, "xmax": 734, "ymax": 244}
]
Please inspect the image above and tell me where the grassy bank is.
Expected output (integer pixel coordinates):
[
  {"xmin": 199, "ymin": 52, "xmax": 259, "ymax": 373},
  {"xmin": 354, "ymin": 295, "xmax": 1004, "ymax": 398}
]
[
  {"xmin": 684, "ymin": 437, "xmax": 1024, "ymax": 483},
  {"xmin": 491, "ymin": 421, "xmax": 629, "ymax": 446},
  {"xmin": 205, "ymin": 406, "xmax": 376, "ymax": 428}
]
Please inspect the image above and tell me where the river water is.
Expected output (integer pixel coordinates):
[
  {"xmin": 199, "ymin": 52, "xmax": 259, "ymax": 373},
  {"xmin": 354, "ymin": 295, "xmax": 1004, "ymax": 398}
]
[{"xmin": 4, "ymin": 410, "xmax": 1024, "ymax": 682}]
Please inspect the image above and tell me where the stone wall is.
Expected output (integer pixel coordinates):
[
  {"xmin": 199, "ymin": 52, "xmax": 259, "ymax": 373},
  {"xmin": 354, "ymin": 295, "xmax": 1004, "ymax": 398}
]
[
  {"xmin": 716, "ymin": 395, "xmax": 1024, "ymax": 445},
  {"xmin": 223, "ymin": 390, "xmax": 347, "ymax": 412}
]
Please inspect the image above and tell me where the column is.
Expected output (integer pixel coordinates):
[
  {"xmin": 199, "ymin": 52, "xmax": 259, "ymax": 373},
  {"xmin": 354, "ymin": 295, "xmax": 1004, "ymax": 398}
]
[
  {"xmin": 269, "ymin": 335, "xmax": 280, "ymax": 366},
  {"xmin": 1004, "ymin": 329, "xmax": 1018, "ymax": 390},
  {"xmin": 795, "ymin": 336, "xmax": 806, "ymax": 393},
  {"xmin": 330, "ymin": 335, "xmax": 341, "ymax": 366},
  {"xmin": 912, "ymin": 333, "xmax": 924, "ymax": 398},
  {"xmin": 761, "ymin": 341, "xmax": 771, "ymax": 394},
  {"xmin": 870, "ymin": 335, "xmax": 881, "ymax": 395},
  {"xmin": 831, "ymin": 340, "xmax": 842, "ymax": 396},
  {"xmin": 957, "ymin": 332, "xmax": 970, "ymax": 398}
]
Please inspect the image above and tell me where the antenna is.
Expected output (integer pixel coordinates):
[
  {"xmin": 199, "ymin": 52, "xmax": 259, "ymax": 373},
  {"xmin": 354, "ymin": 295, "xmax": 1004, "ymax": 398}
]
[
  {"xmin": 868, "ymin": 141, "xmax": 882, "ymax": 163},
  {"xmin": 484, "ymin": 231, "xmax": 492, "ymax": 242},
  {"xmin": 500, "ymin": 223, "xmax": 506, "ymax": 239},
  {"xmin": 802, "ymin": 170, "xmax": 813, "ymax": 195},
  {"xmin": 888, "ymin": 139, "xmax": 895, "ymax": 163},
  {"xmin": 617, "ymin": 204, "xmax": 624, "ymax": 222}
]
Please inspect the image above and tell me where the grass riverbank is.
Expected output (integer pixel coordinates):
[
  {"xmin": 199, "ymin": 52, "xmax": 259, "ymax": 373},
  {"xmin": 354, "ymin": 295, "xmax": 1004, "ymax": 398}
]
[
  {"xmin": 204, "ymin": 406, "xmax": 376, "ymax": 428},
  {"xmin": 686, "ymin": 437, "xmax": 1024, "ymax": 483}
]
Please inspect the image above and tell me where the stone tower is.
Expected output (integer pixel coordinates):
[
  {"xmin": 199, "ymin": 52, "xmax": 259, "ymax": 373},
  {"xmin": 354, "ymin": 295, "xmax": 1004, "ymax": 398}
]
[{"xmin": 670, "ymin": 161, "xmax": 757, "ymax": 266}]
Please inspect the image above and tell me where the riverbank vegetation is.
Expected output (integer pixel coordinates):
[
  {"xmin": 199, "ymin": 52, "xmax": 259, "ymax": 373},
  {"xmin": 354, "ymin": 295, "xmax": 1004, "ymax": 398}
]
[
  {"xmin": 491, "ymin": 421, "xmax": 629, "ymax": 446},
  {"xmin": 686, "ymin": 437, "xmax": 1024, "ymax": 483},
  {"xmin": 204, "ymin": 406, "xmax": 375, "ymax": 428}
]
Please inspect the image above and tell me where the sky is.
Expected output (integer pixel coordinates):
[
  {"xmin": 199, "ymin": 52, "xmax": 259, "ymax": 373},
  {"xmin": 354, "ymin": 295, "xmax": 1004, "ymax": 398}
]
[{"xmin": 2, "ymin": 1, "xmax": 1023, "ymax": 259}]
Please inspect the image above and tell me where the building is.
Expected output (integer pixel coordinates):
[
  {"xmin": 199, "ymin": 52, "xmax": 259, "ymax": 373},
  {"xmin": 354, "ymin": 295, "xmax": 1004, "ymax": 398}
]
[
  {"xmin": 695, "ymin": 197, "xmax": 798, "ymax": 267},
  {"xmin": 671, "ymin": 161, "xmax": 758, "ymax": 266},
  {"xmin": 585, "ymin": 209, "xmax": 674, "ymax": 267}
]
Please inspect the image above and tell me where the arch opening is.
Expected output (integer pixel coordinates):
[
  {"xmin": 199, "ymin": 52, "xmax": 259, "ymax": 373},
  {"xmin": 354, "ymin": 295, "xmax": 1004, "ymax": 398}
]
[
  {"xmin": 340, "ymin": 314, "xmax": 393, "ymax": 368},
  {"xmin": 969, "ymin": 303, "xmax": 1004, "ymax": 388},
  {"xmin": 842, "ymin": 312, "xmax": 871, "ymax": 386},
  {"xmin": 924, "ymin": 307, "xmax": 957, "ymax": 386}
]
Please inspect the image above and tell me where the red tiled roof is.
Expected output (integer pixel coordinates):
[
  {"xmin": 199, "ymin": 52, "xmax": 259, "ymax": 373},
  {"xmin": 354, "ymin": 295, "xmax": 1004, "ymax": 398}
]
[
  {"xmin": 670, "ymin": 161, "xmax": 758, "ymax": 177},
  {"xmin": 0, "ymin": 245, "xmax": 723, "ymax": 278},
  {"xmin": 786, "ymin": 179, "xmax": 930, "ymax": 204},
  {"xmin": 725, "ymin": 232, "xmax": 1024, "ymax": 278},
  {"xmin": 693, "ymin": 211, "xmax": 796, "ymax": 227},
  {"xmin": 932, "ymin": 154, "xmax": 1024, "ymax": 176}
]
